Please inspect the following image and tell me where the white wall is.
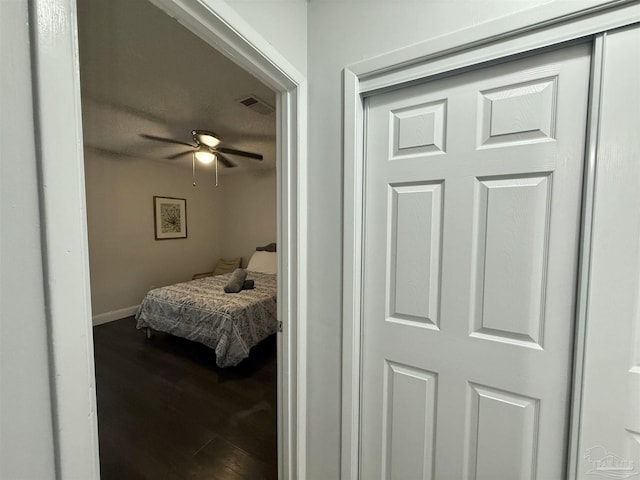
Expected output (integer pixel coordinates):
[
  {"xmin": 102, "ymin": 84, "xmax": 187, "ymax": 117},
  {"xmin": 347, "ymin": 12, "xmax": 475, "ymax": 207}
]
[
  {"xmin": 0, "ymin": 0, "xmax": 56, "ymax": 477},
  {"xmin": 225, "ymin": 0, "xmax": 307, "ymax": 75},
  {"xmin": 305, "ymin": 1, "xmax": 569, "ymax": 478},
  {"xmin": 218, "ymin": 170, "xmax": 277, "ymax": 266},
  {"xmin": 84, "ymin": 150, "xmax": 231, "ymax": 321}
]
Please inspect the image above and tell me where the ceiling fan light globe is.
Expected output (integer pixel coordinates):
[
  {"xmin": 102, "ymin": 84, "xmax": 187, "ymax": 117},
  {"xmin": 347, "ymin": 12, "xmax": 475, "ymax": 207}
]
[
  {"xmin": 195, "ymin": 150, "xmax": 215, "ymax": 164},
  {"xmin": 201, "ymin": 136, "xmax": 221, "ymax": 148},
  {"xmin": 192, "ymin": 130, "xmax": 221, "ymax": 148}
]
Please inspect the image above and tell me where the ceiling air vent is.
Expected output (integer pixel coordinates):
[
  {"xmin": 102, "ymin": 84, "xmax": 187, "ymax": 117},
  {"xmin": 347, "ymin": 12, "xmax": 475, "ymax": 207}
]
[{"xmin": 237, "ymin": 95, "xmax": 275, "ymax": 115}]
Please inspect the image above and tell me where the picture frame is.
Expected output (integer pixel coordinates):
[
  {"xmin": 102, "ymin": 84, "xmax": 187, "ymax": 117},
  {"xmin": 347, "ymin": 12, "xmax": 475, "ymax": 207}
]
[{"xmin": 153, "ymin": 196, "xmax": 187, "ymax": 240}]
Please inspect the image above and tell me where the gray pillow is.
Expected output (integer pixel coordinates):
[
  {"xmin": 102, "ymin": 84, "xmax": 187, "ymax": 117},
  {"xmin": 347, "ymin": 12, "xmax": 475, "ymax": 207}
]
[{"xmin": 224, "ymin": 268, "xmax": 247, "ymax": 293}]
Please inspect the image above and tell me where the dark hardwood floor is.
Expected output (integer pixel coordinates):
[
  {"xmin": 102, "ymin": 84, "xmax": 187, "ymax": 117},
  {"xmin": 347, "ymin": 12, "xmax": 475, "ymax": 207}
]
[{"xmin": 93, "ymin": 317, "xmax": 277, "ymax": 480}]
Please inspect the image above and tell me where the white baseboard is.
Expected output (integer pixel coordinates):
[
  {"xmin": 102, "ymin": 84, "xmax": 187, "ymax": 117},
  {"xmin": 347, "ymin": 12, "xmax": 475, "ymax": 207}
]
[{"xmin": 92, "ymin": 305, "xmax": 139, "ymax": 326}]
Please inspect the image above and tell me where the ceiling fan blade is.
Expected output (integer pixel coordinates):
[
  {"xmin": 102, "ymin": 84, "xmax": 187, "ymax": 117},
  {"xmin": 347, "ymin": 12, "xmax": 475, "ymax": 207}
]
[
  {"xmin": 216, "ymin": 153, "xmax": 236, "ymax": 168},
  {"xmin": 166, "ymin": 150, "xmax": 193, "ymax": 160},
  {"xmin": 140, "ymin": 133, "xmax": 195, "ymax": 148},
  {"xmin": 216, "ymin": 147, "xmax": 263, "ymax": 160}
]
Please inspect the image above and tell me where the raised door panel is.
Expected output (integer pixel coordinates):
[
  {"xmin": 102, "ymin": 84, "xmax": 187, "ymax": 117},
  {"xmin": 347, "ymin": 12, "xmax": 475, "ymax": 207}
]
[
  {"xmin": 465, "ymin": 384, "xmax": 539, "ymax": 480},
  {"xmin": 383, "ymin": 362, "xmax": 437, "ymax": 480},
  {"xmin": 391, "ymin": 100, "xmax": 447, "ymax": 158},
  {"xmin": 470, "ymin": 173, "xmax": 551, "ymax": 348},
  {"xmin": 388, "ymin": 182, "xmax": 443, "ymax": 328},
  {"xmin": 478, "ymin": 77, "xmax": 557, "ymax": 147}
]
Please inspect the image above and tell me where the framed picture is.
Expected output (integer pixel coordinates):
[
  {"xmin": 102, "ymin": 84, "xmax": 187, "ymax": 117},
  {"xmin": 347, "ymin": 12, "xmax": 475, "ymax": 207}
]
[{"xmin": 153, "ymin": 196, "xmax": 187, "ymax": 240}]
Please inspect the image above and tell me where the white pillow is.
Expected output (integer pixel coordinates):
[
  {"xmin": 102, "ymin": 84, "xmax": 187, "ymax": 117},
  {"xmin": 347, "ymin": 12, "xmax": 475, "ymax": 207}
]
[{"xmin": 246, "ymin": 251, "xmax": 277, "ymax": 274}]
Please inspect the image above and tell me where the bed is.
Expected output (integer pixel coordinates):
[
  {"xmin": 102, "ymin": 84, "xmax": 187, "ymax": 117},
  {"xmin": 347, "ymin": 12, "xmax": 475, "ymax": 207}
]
[{"xmin": 135, "ymin": 250, "xmax": 278, "ymax": 367}]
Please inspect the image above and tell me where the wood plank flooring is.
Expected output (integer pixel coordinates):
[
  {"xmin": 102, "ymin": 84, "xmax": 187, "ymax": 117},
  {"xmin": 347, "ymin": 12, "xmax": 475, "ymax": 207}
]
[{"xmin": 93, "ymin": 317, "xmax": 277, "ymax": 480}]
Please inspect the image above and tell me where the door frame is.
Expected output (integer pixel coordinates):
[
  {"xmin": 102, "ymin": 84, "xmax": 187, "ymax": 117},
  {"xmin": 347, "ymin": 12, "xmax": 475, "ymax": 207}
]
[
  {"xmin": 29, "ymin": 0, "xmax": 307, "ymax": 478},
  {"xmin": 341, "ymin": 2, "xmax": 640, "ymax": 478}
]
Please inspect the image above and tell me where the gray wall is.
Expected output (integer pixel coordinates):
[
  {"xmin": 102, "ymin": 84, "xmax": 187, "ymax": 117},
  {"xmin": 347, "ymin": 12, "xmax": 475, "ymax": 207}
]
[
  {"xmin": 84, "ymin": 149, "xmax": 277, "ymax": 320},
  {"xmin": 219, "ymin": 171, "xmax": 277, "ymax": 267},
  {"xmin": 84, "ymin": 150, "xmax": 225, "ymax": 319}
]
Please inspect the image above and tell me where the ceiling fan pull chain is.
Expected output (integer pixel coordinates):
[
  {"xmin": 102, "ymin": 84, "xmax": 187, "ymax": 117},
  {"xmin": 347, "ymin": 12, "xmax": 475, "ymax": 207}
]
[
  {"xmin": 215, "ymin": 155, "xmax": 219, "ymax": 187},
  {"xmin": 192, "ymin": 152, "xmax": 196, "ymax": 186}
]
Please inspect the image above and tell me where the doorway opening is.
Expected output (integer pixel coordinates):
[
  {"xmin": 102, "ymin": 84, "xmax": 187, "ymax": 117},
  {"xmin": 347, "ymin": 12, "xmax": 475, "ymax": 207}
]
[
  {"xmin": 77, "ymin": 0, "xmax": 280, "ymax": 477},
  {"xmin": 30, "ymin": 0, "xmax": 304, "ymax": 477},
  {"xmin": 75, "ymin": 0, "xmax": 285, "ymax": 477}
]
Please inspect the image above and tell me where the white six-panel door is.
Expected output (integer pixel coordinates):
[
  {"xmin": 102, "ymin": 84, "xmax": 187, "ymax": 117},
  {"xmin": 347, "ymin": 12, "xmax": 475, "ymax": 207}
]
[{"xmin": 361, "ymin": 43, "xmax": 591, "ymax": 479}]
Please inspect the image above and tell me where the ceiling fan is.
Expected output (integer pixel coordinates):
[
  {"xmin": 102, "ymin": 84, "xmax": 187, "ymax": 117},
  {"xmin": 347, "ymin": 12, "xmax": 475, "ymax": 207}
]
[
  {"xmin": 140, "ymin": 130, "xmax": 264, "ymax": 187},
  {"xmin": 140, "ymin": 130, "xmax": 263, "ymax": 168}
]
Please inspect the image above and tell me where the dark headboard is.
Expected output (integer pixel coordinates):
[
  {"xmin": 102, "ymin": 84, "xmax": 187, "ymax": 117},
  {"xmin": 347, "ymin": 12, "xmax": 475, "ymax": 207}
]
[{"xmin": 256, "ymin": 243, "xmax": 276, "ymax": 252}]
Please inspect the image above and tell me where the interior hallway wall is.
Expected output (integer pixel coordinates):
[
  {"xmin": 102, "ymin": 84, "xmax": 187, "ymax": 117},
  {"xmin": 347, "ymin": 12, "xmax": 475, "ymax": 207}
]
[{"xmin": 226, "ymin": 0, "xmax": 307, "ymax": 76}]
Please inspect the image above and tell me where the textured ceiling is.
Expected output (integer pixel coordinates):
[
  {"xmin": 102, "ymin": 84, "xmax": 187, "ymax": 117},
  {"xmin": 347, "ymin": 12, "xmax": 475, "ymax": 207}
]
[{"xmin": 77, "ymin": 0, "xmax": 276, "ymax": 174}]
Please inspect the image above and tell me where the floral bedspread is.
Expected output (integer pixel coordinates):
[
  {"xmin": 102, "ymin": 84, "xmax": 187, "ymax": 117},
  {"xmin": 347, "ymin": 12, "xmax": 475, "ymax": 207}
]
[{"xmin": 135, "ymin": 272, "xmax": 277, "ymax": 367}]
